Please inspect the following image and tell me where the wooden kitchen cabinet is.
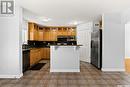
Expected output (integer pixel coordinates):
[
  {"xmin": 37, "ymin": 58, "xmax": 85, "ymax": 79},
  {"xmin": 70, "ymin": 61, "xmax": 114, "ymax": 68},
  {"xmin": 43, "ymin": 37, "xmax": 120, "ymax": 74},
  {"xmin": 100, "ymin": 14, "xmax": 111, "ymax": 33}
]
[
  {"xmin": 50, "ymin": 28, "xmax": 58, "ymax": 41},
  {"xmin": 43, "ymin": 28, "xmax": 50, "ymax": 41},
  {"xmin": 43, "ymin": 28, "xmax": 46, "ymax": 41},
  {"xmin": 28, "ymin": 23, "xmax": 35, "ymax": 40},
  {"xmin": 28, "ymin": 22, "xmax": 39, "ymax": 41},
  {"xmin": 40, "ymin": 48, "xmax": 46, "ymax": 59},
  {"xmin": 38, "ymin": 28, "xmax": 43, "ymax": 41},
  {"xmin": 67, "ymin": 28, "xmax": 76, "ymax": 36},
  {"xmin": 57, "ymin": 28, "xmax": 63, "ymax": 36},
  {"xmin": 29, "ymin": 22, "xmax": 77, "ymax": 41},
  {"xmin": 30, "ymin": 48, "xmax": 42, "ymax": 66},
  {"xmin": 57, "ymin": 27, "xmax": 76, "ymax": 36},
  {"xmin": 43, "ymin": 28, "xmax": 58, "ymax": 41},
  {"xmin": 46, "ymin": 48, "xmax": 50, "ymax": 59},
  {"xmin": 62, "ymin": 28, "xmax": 68, "ymax": 36},
  {"xmin": 71, "ymin": 28, "xmax": 76, "ymax": 36},
  {"xmin": 40, "ymin": 48, "xmax": 50, "ymax": 60}
]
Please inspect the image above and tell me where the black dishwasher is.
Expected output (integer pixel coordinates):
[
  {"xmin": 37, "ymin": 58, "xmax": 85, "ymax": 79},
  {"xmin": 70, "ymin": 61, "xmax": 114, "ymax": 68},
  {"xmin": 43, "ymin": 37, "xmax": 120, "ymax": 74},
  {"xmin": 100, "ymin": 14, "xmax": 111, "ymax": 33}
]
[{"xmin": 23, "ymin": 50, "xmax": 30, "ymax": 73}]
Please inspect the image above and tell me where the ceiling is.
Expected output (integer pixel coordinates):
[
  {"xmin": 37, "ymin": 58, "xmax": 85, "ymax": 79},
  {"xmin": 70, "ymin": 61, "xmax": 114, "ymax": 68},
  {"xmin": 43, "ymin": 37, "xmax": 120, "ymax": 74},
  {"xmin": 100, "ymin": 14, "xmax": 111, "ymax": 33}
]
[{"xmin": 20, "ymin": 0, "xmax": 130, "ymax": 26}]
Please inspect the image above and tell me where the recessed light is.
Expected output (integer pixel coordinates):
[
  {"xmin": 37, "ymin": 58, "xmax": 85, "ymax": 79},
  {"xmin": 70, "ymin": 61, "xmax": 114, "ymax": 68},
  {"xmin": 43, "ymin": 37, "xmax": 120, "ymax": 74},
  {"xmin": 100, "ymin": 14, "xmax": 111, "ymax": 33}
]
[
  {"xmin": 42, "ymin": 18, "xmax": 51, "ymax": 22},
  {"xmin": 69, "ymin": 21, "xmax": 83, "ymax": 25},
  {"xmin": 39, "ymin": 17, "xmax": 52, "ymax": 22}
]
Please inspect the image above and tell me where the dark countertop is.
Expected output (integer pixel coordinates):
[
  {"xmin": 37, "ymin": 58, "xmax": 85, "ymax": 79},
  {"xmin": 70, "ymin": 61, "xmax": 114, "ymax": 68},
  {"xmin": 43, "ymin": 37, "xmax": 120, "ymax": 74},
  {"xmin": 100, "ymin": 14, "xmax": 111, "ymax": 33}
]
[
  {"xmin": 22, "ymin": 46, "xmax": 50, "ymax": 51},
  {"xmin": 22, "ymin": 45, "xmax": 82, "ymax": 51},
  {"xmin": 49, "ymin": 45, "xmax": 83, "ymax": 46}
]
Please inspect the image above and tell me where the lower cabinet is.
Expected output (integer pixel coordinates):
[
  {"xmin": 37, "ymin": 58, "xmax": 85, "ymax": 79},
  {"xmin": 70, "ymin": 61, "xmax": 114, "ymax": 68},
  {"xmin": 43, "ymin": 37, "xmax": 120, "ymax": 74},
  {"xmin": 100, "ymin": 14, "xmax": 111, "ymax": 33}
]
[
  {"xmin": 30, "ymin": 48, "xmax": 41, "ymax": 66},
  {"xmin": 30, "ymin": 48, "xmax": 50, "ymax": 66},
  {"xmin": 41, "ymin": 48, "xmax": 50, "ymax": 60}
]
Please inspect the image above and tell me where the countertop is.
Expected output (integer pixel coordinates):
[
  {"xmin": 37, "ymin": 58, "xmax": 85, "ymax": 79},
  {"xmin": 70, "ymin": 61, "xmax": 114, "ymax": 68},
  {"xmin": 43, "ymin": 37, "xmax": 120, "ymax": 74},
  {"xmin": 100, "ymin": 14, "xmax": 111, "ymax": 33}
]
[
  {"xmin": 49, "ymin": 45, "xmax": 83, "ymax": 46},
  {"xmin": 22, "ymin": 45, "xmax": 82, "ymax": 51},
  {"xmin": 22, "ymin": 46, "xmax": 50, "ymax": 51}
]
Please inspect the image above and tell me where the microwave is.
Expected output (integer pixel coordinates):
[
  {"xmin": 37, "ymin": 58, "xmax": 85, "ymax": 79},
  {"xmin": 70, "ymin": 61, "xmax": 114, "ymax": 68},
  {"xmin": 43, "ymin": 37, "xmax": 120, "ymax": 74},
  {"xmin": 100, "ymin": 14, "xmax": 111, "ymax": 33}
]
[{"xmin": 57, "ymin": 37, "xmax": 67, "ymax": 42}]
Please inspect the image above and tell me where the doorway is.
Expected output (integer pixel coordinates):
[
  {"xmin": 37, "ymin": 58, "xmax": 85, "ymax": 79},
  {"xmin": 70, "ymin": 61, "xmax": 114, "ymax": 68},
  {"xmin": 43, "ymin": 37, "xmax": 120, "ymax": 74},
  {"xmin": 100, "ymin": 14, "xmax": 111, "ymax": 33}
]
[
  {"xmin": 77, "ymin": 29, "xmax": 91, "ymax": 63},
  {"xmin": 125, "ymin": 22, "xmax": 130, "ymax": 73}
]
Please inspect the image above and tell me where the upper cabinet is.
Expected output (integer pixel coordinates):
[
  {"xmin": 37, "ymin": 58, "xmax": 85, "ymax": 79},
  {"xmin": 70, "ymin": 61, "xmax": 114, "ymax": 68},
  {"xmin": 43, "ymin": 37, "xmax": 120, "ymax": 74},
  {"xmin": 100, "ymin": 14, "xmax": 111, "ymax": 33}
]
[
  {"xmin": 28, "ymin": 22, "xmax": 39, "ymax": 41},
  {"xmin": 50, "ymin": 28, "xmax": 58, "ymax": 41},
  {"xmin": 43, "ymin": 28, "xmax": 50, "ymax": 41},
  {"xmin": 57, "ymin": 27, "xmax": 76, "ymax": 36},
  {"xmin": 28, "ymin": 22, "xmax": 77, "ymax": 41},
  {"xmin": 38, "ymin": 28, "xmax": 44, "ymax": 41}
]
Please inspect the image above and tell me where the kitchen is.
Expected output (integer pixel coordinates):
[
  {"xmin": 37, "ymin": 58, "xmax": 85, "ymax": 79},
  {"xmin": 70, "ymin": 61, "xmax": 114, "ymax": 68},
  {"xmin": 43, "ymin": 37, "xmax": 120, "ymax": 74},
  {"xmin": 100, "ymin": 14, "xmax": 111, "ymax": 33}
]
[{"xmin": 22, "ymin": 22, "xmax": 82, "ymax": 72}]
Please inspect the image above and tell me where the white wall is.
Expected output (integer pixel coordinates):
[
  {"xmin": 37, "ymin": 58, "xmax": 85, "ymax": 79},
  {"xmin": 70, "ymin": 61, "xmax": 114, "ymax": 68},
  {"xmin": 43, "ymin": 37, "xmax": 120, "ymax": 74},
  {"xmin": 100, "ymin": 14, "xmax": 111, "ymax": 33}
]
[
  {"xmin": 77, "ymin": 22, "xmax": 92, "ymax": 63},
  {"xmin": 122, "ymin": 8, "xmax": 130, "ymax": 24},
  {"xmin": 0, "ymin": 2, "xmax": 23, "ymax": 78},
  {"xmin": 102, "ymin": 13, "xmax": 125, "ymax": 71}
]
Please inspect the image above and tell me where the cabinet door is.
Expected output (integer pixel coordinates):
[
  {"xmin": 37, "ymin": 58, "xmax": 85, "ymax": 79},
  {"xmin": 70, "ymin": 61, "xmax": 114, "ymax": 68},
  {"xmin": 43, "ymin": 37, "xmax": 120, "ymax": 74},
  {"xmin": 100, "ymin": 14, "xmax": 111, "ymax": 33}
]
[
  {"xmin": 67, "ymin": 28, "xmax": 72, "ymax": 36},
  {"xmin": 46, "ymin": 48, "xmax": 50, "ymax": 59},
  {"xmin": 34, "ymin": 25, "xmax": 38, "ymax": 40},
  {"xmin": 43, "ymin": 28, "xmax": 46, "ymax": 41},
  {"xmin": 28, "ymin": 23, "xmax": 39, "ymax": 41},
  {"xmin": 41, "ymin": 48, "xmax": 50, "ymax": 60},
  {"xmin": 28, "ymin": 23, "xmax": 35, "ymax": 40},
  {"xmin": 30, "ymin": 50, "xmax": 36, "ymax": 66},
  {"xmin": 38, "ymin": 29, "xmax": 43, "ymax": 41},
  {"xmin": 50, "ymin": 29, "xmax": 57, "ymax": 41},
  {"xmin": 71, "ymin": 28, "xmax": 76, "ymax": 36},
  {"xmin": 62, "ymin": 28, "xmax": 68, "ymax": 36},
  {"xmin": 57, "ymin": 28, "xmax": 63, "ymax": 36},
  {"xmin": 40, "ymin": 48, "xmax": 43, "ymax": 59},
  {"xmin": 42, "ymin": 48, "xmax": 47, "ymax": 59},
  {"xmin": 37, "ymin": 49, "xmax": 41, "ymax": 61},
  {"xmin": 30, "ymin": 51, "xmax": 33, "ymax": 66},
  {"xmin": 43, "ymin": 29, "xmax": 50, "ymax": 41}
]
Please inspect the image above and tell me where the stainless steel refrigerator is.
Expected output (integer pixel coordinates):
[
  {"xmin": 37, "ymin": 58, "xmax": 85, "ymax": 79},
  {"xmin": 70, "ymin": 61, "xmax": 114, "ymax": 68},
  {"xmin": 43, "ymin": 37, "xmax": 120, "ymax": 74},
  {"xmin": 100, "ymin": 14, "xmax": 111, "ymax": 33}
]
[{"xmin": 91, "ymin": 29, "xmax": 102, "ymax": 69}]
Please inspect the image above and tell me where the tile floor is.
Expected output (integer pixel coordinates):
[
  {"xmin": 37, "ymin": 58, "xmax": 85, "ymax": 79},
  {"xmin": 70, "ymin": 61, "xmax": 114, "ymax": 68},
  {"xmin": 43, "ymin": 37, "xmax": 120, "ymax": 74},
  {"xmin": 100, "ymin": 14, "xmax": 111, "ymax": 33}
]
[{"xmin": 0, "ymin": 61, "xmax": 130, "ymax": 87}]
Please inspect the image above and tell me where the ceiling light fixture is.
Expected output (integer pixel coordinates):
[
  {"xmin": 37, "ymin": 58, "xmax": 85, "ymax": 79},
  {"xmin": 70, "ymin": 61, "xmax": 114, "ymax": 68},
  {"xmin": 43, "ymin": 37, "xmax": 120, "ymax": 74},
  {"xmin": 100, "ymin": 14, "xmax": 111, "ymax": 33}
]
[
  {"xmin": 69, "ymin": 21, "xmax": 83, "ymax": 25},
  {"xmin": 39, "ymin": 17, "xmax": 52, "ymax": 22},
  {"xmin": 42, "ymin": 18, "xmax": 51, "ymax": 22}
]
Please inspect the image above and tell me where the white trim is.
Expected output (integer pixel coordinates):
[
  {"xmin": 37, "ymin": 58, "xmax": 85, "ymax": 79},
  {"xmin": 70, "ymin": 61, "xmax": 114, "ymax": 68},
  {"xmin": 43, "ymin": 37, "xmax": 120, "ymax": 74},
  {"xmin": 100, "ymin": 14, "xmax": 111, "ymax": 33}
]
[
  {"xmin": 102, "ymin": 68, "xmax": 125, "ymax": 72},
  {"xmin": 0, "ymin": 73, "xmax": 23, "ymax": 78},
  {"xmin": 50, "ymin": 69, "xmax": 80, "ymax": 72}
]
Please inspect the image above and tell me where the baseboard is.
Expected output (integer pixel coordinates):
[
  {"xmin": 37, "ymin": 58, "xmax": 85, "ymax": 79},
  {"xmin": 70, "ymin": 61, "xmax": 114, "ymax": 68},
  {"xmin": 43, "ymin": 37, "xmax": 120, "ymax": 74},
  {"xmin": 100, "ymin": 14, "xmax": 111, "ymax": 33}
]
[
  {"xmin": 102, "ymin": 68, "xmax": 125, "ymax": 72},
  {"xmin": 50, "ymin": 69, "xmax": 80, "ymax": 72},
  {"xmin": 0, "ymin": 73, "xmax": 23, "ymax": 78}
]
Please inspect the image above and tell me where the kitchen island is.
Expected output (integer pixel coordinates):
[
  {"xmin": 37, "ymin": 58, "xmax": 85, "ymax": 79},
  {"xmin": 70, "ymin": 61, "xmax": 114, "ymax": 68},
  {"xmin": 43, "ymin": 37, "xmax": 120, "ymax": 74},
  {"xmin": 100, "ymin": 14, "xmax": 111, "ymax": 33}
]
[{"xmin": 50, "ymin": 45, "xmax": 82, "ymax": 72}]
